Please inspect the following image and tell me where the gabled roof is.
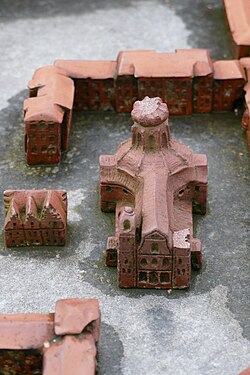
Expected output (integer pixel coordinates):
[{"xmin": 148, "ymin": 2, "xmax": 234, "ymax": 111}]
[
  {"xmin": 117, "ymin": 50, "xmax": 194, "ymax": 78},
  {"xmin": 25, "ymin": 66, "xmax": 74, "ymax": 124},
  {"xmin": 28, "ymin": 65, "xmax": 69, "ymax": 90},
  {"xmin": 224, "ymin": 0, "xmax": 250, "ymax": 45},
  {"xmin": 4, "ymin": 198, "xmax": 22, "ymax": 229},
  {"xmin": 55, "ymin": 60, "xmax": 117, "ymax": 79},
  {"xmin": 4, "ymin": 190, "xmax": 67, "ymax": 230},
  {"xmin": 24, "ymin": 97, "xmax": 64, "ymax": 123},
  {"xmin": 116, "ymin": 50, "xmax": 155, "ymax": 76},
  {"xmin": 176, "ymin": 49, "xmax": 213, "ymax": 76},
  {"xmin": 213, "ymin": 60, "xmax": 246, "ymax": 80},
  {"xmin": 42, "ymin": 190, "xmax": 67, "ymax": 226},
  {"xmin": 37, "ymin": 74, "xmax": 74, "ymax": 110}
]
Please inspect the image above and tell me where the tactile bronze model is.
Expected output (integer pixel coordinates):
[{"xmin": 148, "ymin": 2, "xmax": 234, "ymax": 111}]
[
  {"xmin": 99, "ymin": 97, "xmax": 208, "ymax": 289},
  {"xmin": 4, "ymin": 190, "xmax": 67, "ymax": 247},
  {"xmin": 0, "ymin": 299, "xmax": 100, "ymax": 375}
]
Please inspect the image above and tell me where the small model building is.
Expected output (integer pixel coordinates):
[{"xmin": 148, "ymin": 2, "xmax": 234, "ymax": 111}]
[
  {"xmin": 100, "ymin": 97, "xmax": 208, "ymax": 289},
  {"xmin": 0, "ymin": 298, "xmax": 100, "ymax": 375},
  {"xmin": 24, "ymin": 66, "xmax": 74, "ymax": 165},
  {"xmin": 4, "ymin": 190, "xmax": 67, "ymax": 247},
  {"xmin": 24, "ymin": 49, "xmax": 247, "ymax": 164}
]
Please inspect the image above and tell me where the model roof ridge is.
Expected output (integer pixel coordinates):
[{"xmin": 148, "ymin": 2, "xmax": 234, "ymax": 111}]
[
  {"xmin": 42, "ymin": 190, "xmax": 67, "ymax": 224},
  {"xmin": 54, "ymin": 59, "xmax": 117, "ymax": 80},
  {"xmin": 25, "ymin": 67, "xmax": 74, "ymax": 123},
  {"xmin": 224, "ymin": 0, "xmax": 250, "ymax": 45},
  {"xmin": 9, "ymin": 198, "xmax": 21, "ymax": 221},
  {"xmin": 28, "ymin": 65, "xmax": 70, "ymax": 90},
  {"xmin": 26, "ymin": 194, "xmax": 38, "ymax": 219},
  {"xmin": 37, "ymin": 74, "xmax": 74, "ymax": 110},
  {"xmin": 0, "ymin": 312, "xmax": 55, "ymax": 350},
  {"xmin": 5, "ymin": 190, "xmax": 67, "ymax": 224},
  {"xmin": 24, "ymin": 96, "xmax": 65, "ymax": 123},
  {"xmin": 0, "ymin": 298, "xmax": 100, "ymax": 373},
  {"xmin": 213, "ymin": 59, "xmax": 246, "ymax": 80},
  {"xmin": 117, "ymin": 48, "xmax": 213, "ymax": 78}
]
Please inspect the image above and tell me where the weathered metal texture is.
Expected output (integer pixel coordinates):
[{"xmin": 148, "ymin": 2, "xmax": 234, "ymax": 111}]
[
  {"xmin": 100, "ymin": 96, "xmax": 208, "ymax": 289},
  {"xmin": 4, "ymin": 190, "xmax": 67, "ymax": 247},
  {"xmin": 223, "ymin": 0, "xmax": 250, "ymax": 59},
  {"xmin": 0, "ymin": 299, "xmax": 100, "ymax": 375}
]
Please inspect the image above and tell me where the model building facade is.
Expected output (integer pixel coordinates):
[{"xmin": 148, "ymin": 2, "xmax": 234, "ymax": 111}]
[
  {"xmin": 4, "ymin": 190, "xmax": 67, "ymax": 247},
  {"xmin": 24, "ymin": 48, "xmax": 248, "ymax": 164},
  {"xmin": 99, "ymin": 97, "xmax": 208, "ymax": 289}
]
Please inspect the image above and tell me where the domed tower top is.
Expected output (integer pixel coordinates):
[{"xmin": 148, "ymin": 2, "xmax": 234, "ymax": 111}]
[{"xmin": 131, "ymin": 96, "xmax": 171, "ymax": 151}]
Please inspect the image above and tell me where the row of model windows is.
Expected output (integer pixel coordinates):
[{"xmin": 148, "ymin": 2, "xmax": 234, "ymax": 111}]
[
  {"xmin": 31, "ymin": 146, "xmax": 57, "ymax": 154},
  {"xmin": 138, "ymin": 271, "xmax": 170, "ymax": 284},
  {"xmin": 29, "ymin": 121, "xmax": 55, "ymax": 130}
]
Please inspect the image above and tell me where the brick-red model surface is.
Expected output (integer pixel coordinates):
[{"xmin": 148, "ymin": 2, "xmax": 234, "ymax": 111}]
[
  {"xmin": 0, "ymin": 299, "xmax": 100, "ymax": 375},
  {"xmin": 99, "ymin": 97, "xmax": 208, "ymax": 289},
  {"xmin": 24, "ymin": 48, "xmax": 247, "ymax": 165},
  {"xmin": 24, "ymin": 66, "xmax": 74, "ymax": 165},
  {"xmin": 239, "ymin": 366, "xmax": 250, "ymax": 375},
  {"xmin": 224, "ymin": 0, "xmax": 250, "ymax": 59},
  {"xmin": 4, "ymin": 190, "xmax": 67, "ymax": 247}
]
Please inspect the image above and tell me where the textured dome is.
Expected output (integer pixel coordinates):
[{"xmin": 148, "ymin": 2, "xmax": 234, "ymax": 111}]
[{"xmin": 131, "ymin": 96, "xmax": 169, "ymax": 127}]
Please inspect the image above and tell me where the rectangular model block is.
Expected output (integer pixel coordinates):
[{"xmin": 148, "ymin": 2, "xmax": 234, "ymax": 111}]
[
  {"xmin": 4, "ymin": 190, "xmax": 67, "ymax": 247},
  {"xmin": 0, "ymin": 299, "xmax": 100, "ymax": 375},
  {"xmin": 213, "ymin": 60, "xmax": 246, "ymax": 111},
  {"xmin": 24, "ymin": 66, "xmax": 75, "ymax": 165},
  {"xmin": 25, "ymin": 48, "xmax": 249, "ymax": 164}
]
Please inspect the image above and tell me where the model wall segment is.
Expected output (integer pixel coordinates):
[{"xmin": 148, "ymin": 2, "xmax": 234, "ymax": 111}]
[
  {"xmin": 54, "ymin": 60, "xmax": 117, "ymax": 111},
  {"xmin": 99, "ymin": 96, "xmax": 208, "ymax": 290},
  {"xmin": 25, "ymin": 49, "xmax": 248, "ymax": 165},
  {"xmin": 0, "ymin": 299, "xmax": 100, "ymax": 375},
  {"xmin": 213, "ymin": 60, "xmax": 246, "ymax": 111},
  {"xmin": 4, "ymin": 190, "xmax": 67, "ymax": 247}
]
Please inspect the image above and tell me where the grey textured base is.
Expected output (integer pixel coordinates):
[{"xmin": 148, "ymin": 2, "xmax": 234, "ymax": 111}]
[{"xmin": 0, "ymin": 1, "xmax": 249, "ymax": 374}]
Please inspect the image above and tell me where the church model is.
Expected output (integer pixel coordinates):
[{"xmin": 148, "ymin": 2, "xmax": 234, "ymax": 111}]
[{"xmin": 99, "ymin": 97, "xmax": 208, "ymax": 289}]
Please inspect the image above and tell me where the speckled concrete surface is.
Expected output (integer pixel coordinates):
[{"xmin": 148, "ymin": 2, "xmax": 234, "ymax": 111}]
[{"xmin": 0, "ymin": 1, "xmax": 249, "ymax": 374}]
